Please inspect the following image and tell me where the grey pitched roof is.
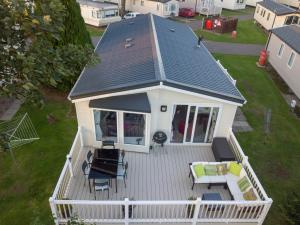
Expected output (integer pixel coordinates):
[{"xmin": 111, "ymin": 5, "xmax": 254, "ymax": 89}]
[
  {"xmin": 77, "ymin": 0, "xmax": 118, "ymax": 8},
  {"xmin": 272, "ymin": 25, "xmax": 300, "ymax": 54},
  {"xmin": 257, "ymin": 0, "xmax": 296, "ymax": 15},
  {"xmin": 69, "ymin": 14, "xmax": 245, "ymax": 104},
  {"xmin": 89, "ymin": 93, "xmax": 151, "ymax": 113}
]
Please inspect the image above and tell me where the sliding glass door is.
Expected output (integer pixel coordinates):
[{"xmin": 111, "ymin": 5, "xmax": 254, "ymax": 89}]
[
  {"xmin": 123, "ymin": 113, "xmax": 145, "ymax": 145},
  {"xmin": 171, "ymin": 105, "xmax": 219, "ymax": 144}
]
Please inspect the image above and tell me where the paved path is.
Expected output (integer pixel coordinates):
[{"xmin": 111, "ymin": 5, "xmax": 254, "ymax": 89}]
[{"xmin": 203, "ymin": 40, "xmax": 264, "ymax": 56}]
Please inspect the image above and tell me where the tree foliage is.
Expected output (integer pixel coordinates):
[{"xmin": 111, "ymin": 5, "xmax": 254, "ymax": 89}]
[{"xmin": 0, "ymin": 0, "xmax": 97, "ymax": 105}]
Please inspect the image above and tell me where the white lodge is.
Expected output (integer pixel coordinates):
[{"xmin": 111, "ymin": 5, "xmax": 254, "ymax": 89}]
[{"xmin": 49, "ymin": 14, "xmax": 272, "ymax": 225}]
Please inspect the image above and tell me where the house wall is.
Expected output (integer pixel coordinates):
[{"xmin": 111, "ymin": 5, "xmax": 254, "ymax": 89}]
[
  {"xmin": 219, "ymin": 0, "xmax": 246, "ymax": 10},
  {"xmin": 267, "ymin": 34, "xmax": 300, "ymax": 98},
  {"xmin": 245, "ymin": 0, "xmax": 260, "ymax": 7},
  {"xmin": 74, "ymin": 87, "xmax": 238, "ymax": 153},
  {"xmin": 278, "ymin": 0, "xmax": 300, "ymax": 8},
  {"xmin": 254, "ymin": 4, "xmax": 299, "ymax": 30},
  {"xmin": 177, "ymin": 0, "xmax": 222, "ymax": 15},
  {"xmin": 126, "ymin": 0, "xmax": 179, "ymax": 17},
  {"xmin": 79, "ymin": 4, "xmax": 121, "ymax": 27}
]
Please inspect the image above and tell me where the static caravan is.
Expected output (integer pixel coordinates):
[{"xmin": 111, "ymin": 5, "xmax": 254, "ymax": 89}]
[
  {"xmin": 77, "ymin": 0, "xmax": 121, "ymax": 26},
  {"xmin": 219, "ymin": 0, "xmax": 246, "ymax": 10},
  {"xmin": 254, "ymin": 0, "xmax": 298, "ymax": 30},
  {"xmin": 178, "ymin": 0, "xmax": 222, "ymax": 16},
  {"xmin": 267, "ymin": 25, "xmax": 300, "ymax": 98},
  {"xmin": 278, "ymin": 0, "xmax": 300, "ymax": 9}
]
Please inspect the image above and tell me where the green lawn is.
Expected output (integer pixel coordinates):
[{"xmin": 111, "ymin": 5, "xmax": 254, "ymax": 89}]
[
  {"xmin": 195, "ymin": 20, "xmax": 267, "ymax": 44},
  {"xmin": 0, "ymin": 97, "xmax": 77, "ymax": 225},
  {"xmin": 86, "ymin": 25, "xmax": 105, "ymax": 37},
  {"xmin": 213, "ymin": 54, "xmax": 300, "ymax": 225},
  {"xmin": 221, "ymin": 6, "xmax": 255, "ymax": 17}
]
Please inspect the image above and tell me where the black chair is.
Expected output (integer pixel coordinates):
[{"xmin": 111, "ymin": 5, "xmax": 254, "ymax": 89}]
[
  {"xmin": 102, "ymin": 140, "xmax": 115, "ymax": 149},
  {"xmin": 117, "ymin": 161, "xmax": 128, "ymax": 188},
  {"xmin": 81, "ymin": 160, "xmax": 89, "ymax": 186},
  {"xmin": 87, "ymin": 150, "xmax": 93, "ymax": 167},
  {"xmin": 94, "ymin": 179, "xmax": 110, "ymax": 200},
  {"xmin": 118, "ymin": 150, "xmax": 125, "ymax": 168}
]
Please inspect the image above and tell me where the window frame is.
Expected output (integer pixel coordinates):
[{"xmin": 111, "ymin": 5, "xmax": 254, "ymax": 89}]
[
  {"xmin": 287, "ymin": 51, "xmax": 296, "ymax": 69},
  {"xmin": 277, "ymin": 43, "xmax": 285, "ymax": 58}
]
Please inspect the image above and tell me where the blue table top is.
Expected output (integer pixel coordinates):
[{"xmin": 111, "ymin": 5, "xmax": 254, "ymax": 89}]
[{"xmin": 202, "ymin": 193, "xmax": 222, "ymax": 201}]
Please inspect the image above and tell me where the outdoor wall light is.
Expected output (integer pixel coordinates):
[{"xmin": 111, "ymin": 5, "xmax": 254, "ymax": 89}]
[{"xmin": 161, "ymin": 105, "xmax": 167, "ymax": 112}]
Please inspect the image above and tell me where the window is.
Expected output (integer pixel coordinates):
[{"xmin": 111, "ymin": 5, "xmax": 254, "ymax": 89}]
[
  {"xmin": 260, "ymin": 9, "xmax": 263, "ymax": 16},
  {"xmin": 123, "ymin": 113, "xmax": 145, "ymax": 145},
  {"xmin": 92, "ymin": 10, "xmax": 96, "ymax": 18},
  {"xmin": 263, "ymin": 10, "xmax": 266, "ymax": 17},
  {"xmin": 256, "ymin": 6, "xmax": 260, "ymax": 13},
  {"xmin": 104, "ymin": 9, "xmax": 118, "ymax": 18},
  {"xmin": 157, "ymin": 3, "xmax": 160, "ymax": 11},
  {"xmin": 170, "ymin": 4, "xmax": 176, "ymax": 11},
  {"xmin": 278, "ymin": 43, "xmax": 284, "ymax": 57},
  {"xmin": 141, "ymin": 0, "xmax": 144, "ymax": 6},
  {"xmin": 164, "ymin": 4, "xmax": 168, "ymax": 11},
  {"xmin": 97, "ymin": 10, "xmax": 102, "ymax": 18},
  {"xmin": 267, "ymin": 12, "xmax": 270, "ymax": 20},
  {"xmin": 94, "ymin": 110, "xmax": 117, "ymax": 142},
  {"xmin": 287, "ymin": 52, "xmax": 296, "ymax": 68}
]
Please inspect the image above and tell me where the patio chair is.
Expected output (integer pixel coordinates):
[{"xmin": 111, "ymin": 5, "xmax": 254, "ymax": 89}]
[
  {"xmin": 94, "ymin": 179, "xmax": 110, "ymax": 200},
  {"xmin": 118, "ymin": 150, "xmax": 125, "ymax": 168},
  {"xmin": 102, "ymin": 140, "xmax": 115, "ymax": 149},
  {"xmin": 117, "ymin": 161, "xmax": 128, "ymax": 188},
  {"xmin": 86, "ymin": 150, "xmax": 93, "ymax": 167},
  {"xmin": 81, "ymin": 160, "xmax": 90, "ymax": 186}
]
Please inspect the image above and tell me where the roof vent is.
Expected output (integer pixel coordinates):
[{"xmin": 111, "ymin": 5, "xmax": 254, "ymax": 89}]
[
  {"xmin": 125, "ymin": 43, "xmax": 134, "ymax": 48},
  {"xmin": 126, "ymin": 38, "xmax": 134, "ymax": 43},
  {"xmin": 169, "ymin": 28, "xmax": 175, "ymax": 32}
]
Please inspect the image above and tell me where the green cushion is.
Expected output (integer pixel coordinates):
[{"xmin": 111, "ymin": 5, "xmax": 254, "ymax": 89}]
[
  {"xmin": 229, "ymin": 162, "xmax": 242, "ymax": 176},
  {"xmin": 204, "ymin": 165, "xmax": 218, "ymax": 176},
  {"xmin": 243, "ymin": 188, "xmax": 257, "ymax": 201},
  {"xmin": 193, "ymin": 164, "xmax": 205, "ymax": 178},
  {"xmin": 216, "ymin": 164, "xmax": 228, "ymax": 175},
  {"xmin": 238, "ymin": 176, "xmax": 251, "ymax": 192}
]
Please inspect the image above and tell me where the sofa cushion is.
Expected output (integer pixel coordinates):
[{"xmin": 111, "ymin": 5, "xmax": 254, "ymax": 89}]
[
  {"xmin": 193, "ymin": 164, "xmax": 205, "ymax": 178},
  {"xmin": 238, "ymin": 176, "xmax": 251, "ymax": 192},
  {"xmin": 229, "ymin": 162, "xmax": 242, "ymax": 176},
  {"xmin": 243, "ymin": 188, "xmax": 257, "ymax": 201},
  {"xmin": 216, "ymin": 164, "xmax": 227, "ymax": 175},
  {"xmin": 204, "ymin": 165, "xmax": 218, "ymax": 176}
]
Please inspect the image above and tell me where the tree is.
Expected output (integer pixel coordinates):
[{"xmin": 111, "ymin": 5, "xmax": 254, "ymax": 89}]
[
  {"xmin": 0, "ymin": 0, "xmax": 97, "ymax": 105},
  {"xmin": 59, "ymin": 0, "xmax": 92, "ymax": 46}
]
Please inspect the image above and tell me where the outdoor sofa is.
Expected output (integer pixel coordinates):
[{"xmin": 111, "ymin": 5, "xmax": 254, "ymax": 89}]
[{"xmin": 190, "ymin": 161, "xmax": 259, "ymax": 201}]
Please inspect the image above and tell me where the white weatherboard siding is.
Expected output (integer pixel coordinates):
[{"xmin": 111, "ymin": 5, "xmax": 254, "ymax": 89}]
[
  {"xmin": 79, "ymin": 3, "xmax": 121, "ymax": 26},
  {"xmin": 219, "ymin": 0, "xmax": 246, "ymax": 10},
  {"xmin": 126, "ymin": 0, "xmax": 179, "ymax": 17},
  {"xmin": 245, "ymin": 0, "xmax": 260, "ymax": 7},
  {"xmin": 75, "ymin": 88, "xmax": 237, "ymax": 153},
  {"xmin": 267, "ymin": 34, "xmax": 300, "ymax": 98}
]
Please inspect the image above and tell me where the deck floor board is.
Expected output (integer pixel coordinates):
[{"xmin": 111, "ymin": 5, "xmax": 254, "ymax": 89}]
[{"xmin": 67, "ymin": 145, "xmax": 231, "ymax": 201}]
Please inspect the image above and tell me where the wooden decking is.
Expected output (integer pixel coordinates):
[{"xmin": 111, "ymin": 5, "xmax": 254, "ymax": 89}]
[{"xmin": 67, "ymin": 146, "xmax": 232, "ymax": 201}]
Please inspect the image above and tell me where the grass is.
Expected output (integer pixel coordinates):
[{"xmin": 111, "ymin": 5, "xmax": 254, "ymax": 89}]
[
  {"xmin": 0, "ymin": 95, "xmax": 77, "ymax": 225},
  {"xmin": 213, "ymin": 54, "xmax": 300, "ymax": 225},
  {"xmin": 86, "ymin": 25, "xmax": 105, "ymax": 37},
  {"xmin": 195, "ymin": 20, "xmax": 267, "ymax": 44},
  {"xmin": 221, "ymin": 6, "xmax": 255, "ymax": 17}
]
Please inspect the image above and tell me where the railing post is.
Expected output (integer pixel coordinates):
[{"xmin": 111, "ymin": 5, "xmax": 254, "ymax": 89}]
[
  {"xmin": 66, "ymin": 154, "xmax": 73, "ymax": 177},
  {"xmin": 49, "ymin": 197, "xmax": 59, "ymax": 225},
  {"xmin": 258, "ymin": 199, "xmax": 273, "ymax": 225},
  {"xmin": 192, "ymin": 198, "xmax": 201, "ymax": 225},
  {"xmin": 79, "ymin": 126, "xmax": 84, "ymax": 147},
  {"xmin": 124, "ymin": 198, "xmax": 129, "ymax": 225}
]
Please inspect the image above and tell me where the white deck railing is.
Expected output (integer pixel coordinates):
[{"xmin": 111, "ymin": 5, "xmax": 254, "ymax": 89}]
[
  {"xmin": 49, "ymin": 127, "xmax": 272, "ymax": 225},
  {"xmin": 217, "ymin": 60, "xmax": 237, "ymax": 86}
]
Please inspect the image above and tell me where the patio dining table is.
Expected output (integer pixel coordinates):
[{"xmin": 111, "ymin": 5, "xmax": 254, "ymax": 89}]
[{"xmin": 88, "ymin": 148, "xmax": 120, "ymax": 193}]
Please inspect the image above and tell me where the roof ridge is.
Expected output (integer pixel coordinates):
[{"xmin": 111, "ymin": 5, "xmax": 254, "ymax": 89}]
[{"xmin": 150, "ymin": 14, "xmax": 166, "ymax": 81}]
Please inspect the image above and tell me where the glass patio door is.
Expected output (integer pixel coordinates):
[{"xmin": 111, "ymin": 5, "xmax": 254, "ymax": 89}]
[{"xmin": 171, "ymin": 105, "xmax": 219, "ymax": 143}]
